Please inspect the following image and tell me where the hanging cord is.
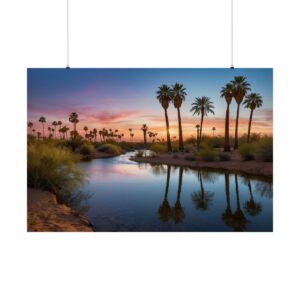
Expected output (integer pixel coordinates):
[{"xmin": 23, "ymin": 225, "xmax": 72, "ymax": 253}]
[
  {"xmin": 66, "ymin": 0, "xmax": 70, "ymax": 68},
  {"xmin": 230, "ymin": 0, "xmax": 234, "ymax": 69}
]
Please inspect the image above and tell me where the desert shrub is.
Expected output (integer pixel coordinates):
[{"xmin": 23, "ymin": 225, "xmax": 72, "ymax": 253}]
[
  {"xmin": 254, "ymin": 137, "xmax": 273, "ymax": 162},
  {"xmin": 185, "ymin": 154, "xmax": 197, "ymax": 161},
  {"xmin": 66, "ymin": 135, "xmax": 84, "ymax": 152},
  {"xmin": 79, "ymin": 143, "xmax": 94, "ymax": 155},
  {"xmin": 135, "ymin": 150, "xmax": 144, "ymax": 158},
  {"xmin": 219, "ymin": 153, "xmax": 231, "ymax": 161},
  {"xmin": 27, "ymin": 142, "xmax": 85, "ymax": 202},
  {"xmin": 98, "ymin": 143, "xmax": 123, "ymax": 155},
  {"xmin": 149, "ymin": 143, "xmax": 166, "ymax": 154},
  {"xmin": 199, "ymin": 147, "xmax": 216, "ymax": 161},
  {"xmin": 239, "ymin": 143, "xmax": 255, "ymax": 160},
  {"xmin": 184, "ymin": 143, "xmax": 194, "ymax": 153}
]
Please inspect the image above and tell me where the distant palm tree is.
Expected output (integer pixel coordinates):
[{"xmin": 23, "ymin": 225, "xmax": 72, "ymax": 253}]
[
  {"xmin": 52, "ymin": 121, "xmax": 58, "ymax": 138},
  {"xmin": 83, "ymin": 126, "xmax": 88, "ymax": 139},
  {"xmin": 141, "ymin": 124, "xmax": 148, "ymax": 146},
  {"xmin": 27, "ymin": 122, "xmax": 33, "ymax": 134},
  {"xmin": 130, "ymin": 133, "xmax": 134, "ymax": 142},
  {"xmin": 37, "ymin": 131, "xmax": 41, "ymax": 140},
  {"xmin": 69, "ymin": 112, "xmax": 79, "ymax": 133},
  {"xmin": 171, "ymin": 83, "xmax": 186, "ymax": 152},
  {"xmin": 47, "ymin": 126, "xmax": 52, "ymax": 138},
  {"xmin": 57, "ymin": 121, "xmax": 62, "ymax": 139},
  {"xmin": 243, "ymin": 93, "xmax": 263, "ymax": 143},
  {"xmin": 93, "ymin": 128, "xmax": 97, "ymax": 142},
  {"xmin": 231, "ymin": 76, "xmax": 251, "ymax": 149},
  {"xmin": 156, "ymin": 84, "xmax": 172, "ymax": 152},
  {"xmin": 220, "ymin": 83, "xmax": 234, "ymax": 152},
  {"xmin": 212, "ymin": 127, "xmax": 216, "ymax": 136},
  {"xmin": 190, "ymin": 97, "xmax": 215, "ymax": 145},
  {"xmin": 38, "ymin": 116, "xmax": 46, "ymax": 139}
]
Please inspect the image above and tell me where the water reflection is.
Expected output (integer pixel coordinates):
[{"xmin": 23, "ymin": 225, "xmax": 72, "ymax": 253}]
[{"xmin": 78, "ymin": 154, "xmax": 273, "ymax": 232}]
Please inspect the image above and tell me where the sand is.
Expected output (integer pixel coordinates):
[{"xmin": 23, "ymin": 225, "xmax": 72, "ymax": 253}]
[{"xmin": 27, "ymin": 188, "xmax": 93, "ymax": 232}]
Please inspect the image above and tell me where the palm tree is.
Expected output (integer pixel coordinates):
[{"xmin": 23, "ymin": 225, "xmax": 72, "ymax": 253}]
[
  {"xmin": 212, "ymin": 127, "xmax": 216, "ymax": 136},
  {"xmin": 52, "ymin": 121, "xmax": 58, "ymax": 138},
  {"xmin": 27, "ymin": 122, "xmax": 33, "ymax": 134},
  {"xmin": 37, "ymin": 131, "xmax": 41, "ymax": 140},
  {"xmin": 244, "ymin": 179, "xmax": 262, "ymax": 216},
  {"xmin": 243, "ymin": 93, "xmax": 263, "ymax": 143},
  {"xmin": 69, "ymin": 112, "xmax": 79, "ymax": 133},
  {"xmin": 57, "ymin": 121, "xmax": 62, "ymax": 139},
  {"xmin": 222, "ymin": 173, "xmax": 233, "ymax": 228},
  {"xmin": 141, "ymin": 124, "xmax": 148, "ymax": 146},
  {"xmin": 93, "ymin": 128, "xmax": 97, "ymax": 142},
  {"xmin": 171, "ymin": 83, "xmax": 186, "ymax": 151},
  {"xmin": 231, "ymin": 76, "xmax": 251, "ymax": 149},
  {"xmin": 156, "ymin": 84, "xmax": 172, "ymax": 152},
  {"xmin": 83, "ymin": 126, "xmax": 88, "ymax": 139},
  {"xmin": 130, "ymin": 133, "xmax": 134, "ymax": 142},
  {"xmin": 220, "ymin": 83, "xmax": 234, "ymax": 152},
  {"xmin": 47, "ymin": 126, "xmax": 52, "ymax": 138},
  {"xmin": 190, "ymin": 96, "xmax": 215, "ymax": 145},
  {"xmin": 38, "ymin": 116, "xmax": 46, "ymax": 139},
  {"xmin": 172, "ymin": 167, "xmax": 185, "ymax": 224},
  {"xmin": 195, "ymin": 124, "xmax": 200, "ymax": 150},
  {"xmin": 158, "ymin": 165, "xmax": 172, "ymax": 222}
]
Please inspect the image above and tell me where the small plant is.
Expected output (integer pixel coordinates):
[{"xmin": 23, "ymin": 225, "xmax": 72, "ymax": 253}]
[
  {"xmin": 135, "ymin": 150, "xmax": 144, "ymax": 158},
  {"xmin": 239, "ymin": 143, "xmax": 255, "ymax": 160},
  {"xmin": 79, "ymin": 143, "xmax": 94, "ymax": 155},
  {"xmin": 219, "ymin": 152, "xmax": 231, "ymax": 161}
]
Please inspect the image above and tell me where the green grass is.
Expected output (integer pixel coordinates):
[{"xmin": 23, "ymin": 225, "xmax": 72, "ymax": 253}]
[
  {"xmin": 28, "ymin": 141, "xmax": 85, "ymax": 203},
  {"xmin": 79, "ymin": 143, "xmax": 94, "ymax": 155},
  {"xmin": 239, "ymin": 143, "xmax": 255, "ymax": 160},
  {"xmin": 149, "ymin": 143, "xmax": 166, "ymax": 154},
  {"xmin": 254, "ymin": 137, "xmax": 273, "ymax": 162}
]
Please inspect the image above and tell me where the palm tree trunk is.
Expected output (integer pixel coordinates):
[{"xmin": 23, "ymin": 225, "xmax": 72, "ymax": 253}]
[
  {"xmin": 225, "ymin": 173, "xmax": 231, "ymax": 210},
  {"xmin": 143, "ymin": 131, "xmax": 147, "ymax": 146},
  {"xmin": 234, "ymin": 103, "xmax": 241, "ymax": 149},
  {"xmin": 42, "ymin": 124, "xmax": 44, "ymax": 139},
  {"xmin": 224, "ymin": 103, "xmax": 230, "ymax": 152},
  {"xmin": 199, "ymin": 113, "xmax": 204, "ymax": 145},
  {"xmin": 176, "ymin": 167, "xmax": 183, "ymax": 202},
  {"xmin": 197, "ymin": 128, "xmax": 200, "ymax": 150},
  {"xmin": 235, "ymin": 174, "xmax": 241, "ymax": 210},
  {"xmin": 177, "ymin": 108, "xmax": 184, "ymax": 152},
  {"xmin": 164, "ymin": 108, "xmax": 172, "ymax": 152},
  {"xmin": 247, "ymin": 109, "xmax": 254, "ymax": 143}
]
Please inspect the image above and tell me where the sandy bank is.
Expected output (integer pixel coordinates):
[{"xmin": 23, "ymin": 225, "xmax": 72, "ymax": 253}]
[
  {"xmin": 130, "ymin": 153, "xmax": 272, "ymax": 177},
  {"xmin": 27, "ymin": 188, "xmax": 93, "ymax": 232}
]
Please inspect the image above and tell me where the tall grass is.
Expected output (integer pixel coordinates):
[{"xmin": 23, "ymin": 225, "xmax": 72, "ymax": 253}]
[
  {"xmin": 28, "ymin": 142, "xmax": 85, "ymax": 202},
  {"xmin": 98, "ymin": 143, "xmax": 123, "ymax": 155}
]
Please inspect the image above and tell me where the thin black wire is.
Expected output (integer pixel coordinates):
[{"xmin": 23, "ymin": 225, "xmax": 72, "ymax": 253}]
[
  {"xmin": 66, "ymin": 0, "xmax": 70, "ymax": 68},
  {"xmin": 231, "ymin": 0, "xmax": 234, "ymax": 69}
]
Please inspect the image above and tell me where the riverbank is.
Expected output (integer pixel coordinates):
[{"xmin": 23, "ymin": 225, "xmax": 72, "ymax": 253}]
[
  {"xmin": 27, "ymin": 188, "xmax": 93, "ymax": 232},
  {"xmin": 130, "ymin": 152, "xmax": 272, "ymax": 177},
  {"xmin": 81, "ymin": 151, "xmax": 117, "ymax": 160}
]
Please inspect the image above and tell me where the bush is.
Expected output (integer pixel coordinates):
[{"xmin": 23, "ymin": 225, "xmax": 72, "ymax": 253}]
[
  {"xmin": 254, "ymin": 137, "xmax": 273, "ymax": 162},
  {"xmin": 135, "ymin": 150, "xmax": 144, "ymax": 158},
  {"xmin": 27, "ymin": 142, "xmax": 85, "ymax": 202},
  {"xmin": 239, "ymin": 143, "xmax": 255, "ymax": 160},
  {"xmin": 199, "ymin": 147, "xmax": 216, "ymax": 161},
  {"xmin": 79, "ymin": 143, "xmax": 94, "ymax": 155},
  {"xmin": 219, "ymin": 153, "xmax": 231, "ymax": 161},
  {"xmin": 98, "ymin": 143, "xmax": 123, "ymax": 155},
  {"xmin": 149, "ymin": 143, "xmax": 166, "ymax": 154},
  {"xmin": 184, "ymin": 143, "xmax": 194, "ymax": 153}
]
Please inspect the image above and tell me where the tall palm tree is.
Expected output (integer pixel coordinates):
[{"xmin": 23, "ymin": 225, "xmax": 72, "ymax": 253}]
[
  {"xmin": 38, "ymin": 116, "xmax": 46, "ymax": 139},
  {"xmin": 172, "ymin": 167, "xmax": 185, "ymax": 224},
  {"xmin": 220, "ymin": 83, "xmax": 234, "ymax": 152},
  {"xmin": 190, "ymin": 96, "xmax": 215, "ymax": 145},
  {"xmin": 141, "ymin": 124, "xmax": 148, "ymax": 146},
  {"xmin": 27, "ymin": 122, "xmax": 33, "ymax": 134},
  {"xmin": 171, "ymin": 83, "xmax": 186, "ymax": 152},
  {"xmin": 156, "ymin": 84, "xmax": 172, "ymax": 152},
  {"xmin": 158, "ymin": 165, "xmax": 172, "ymax": 222},
  {"xmin": 195, "ymin": 124, "xmax": 200, "ymax": 150},
  {"xmin": 57, "ymin": 121, "xmax": 62, "ymax": 139},
  {"xmin": 69, "ymin": 112, "xmax": 79, "ymax": 133},
  {"xmin": 243, "ymin": 93, "xmax": 263, "ymax": 143},
  {"xmin": 231, "ymin": 76, "xmax": 251, "ymax": 149},
  {"xmin": 52, "ymin": 121, "xmax": 58, "ymax": 138}
]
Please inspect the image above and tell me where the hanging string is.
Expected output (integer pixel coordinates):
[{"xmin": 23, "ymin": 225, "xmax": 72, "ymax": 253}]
[
  {"xmin": 66, "ymin": 0, "xmax": 70, "ymax": 68},
  {"xmin": 230, "ymin": 0, "xmax": 234, "ymax": 69}
]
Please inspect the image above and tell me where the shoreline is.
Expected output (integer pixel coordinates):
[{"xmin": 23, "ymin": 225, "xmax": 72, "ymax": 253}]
[
  {"xmin": 130, "ymin": 155, "xmax": 272, "ymax": 177},
  {"xmin": 27, "ymin": 188, "xmax": 93, "ymax": 232}
]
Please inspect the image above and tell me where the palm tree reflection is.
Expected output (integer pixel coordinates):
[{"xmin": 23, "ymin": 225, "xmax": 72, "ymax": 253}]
[
  {"xmin": 244, "ymin": 179, "xmax": 262, "ymax": 216},
  {"xmin": 171, "ymin": 167, "xmax": 185, "ymax": 224},
  {"xmin": 222, "ymin": 173, "xmax": 233, "ymax": 227},
  {"xmin": 158, "ymin": 165, "xmax": 172, "ymax": 222},
  {"xmin": 191, "ymin": 170, "xmax": 214, "ymax": 210}
]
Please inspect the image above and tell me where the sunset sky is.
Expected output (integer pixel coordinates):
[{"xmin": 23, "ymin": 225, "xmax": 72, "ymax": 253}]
[{"xmin": 27, "ymin": 68, "xmax": 272, "ymax": 141}]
